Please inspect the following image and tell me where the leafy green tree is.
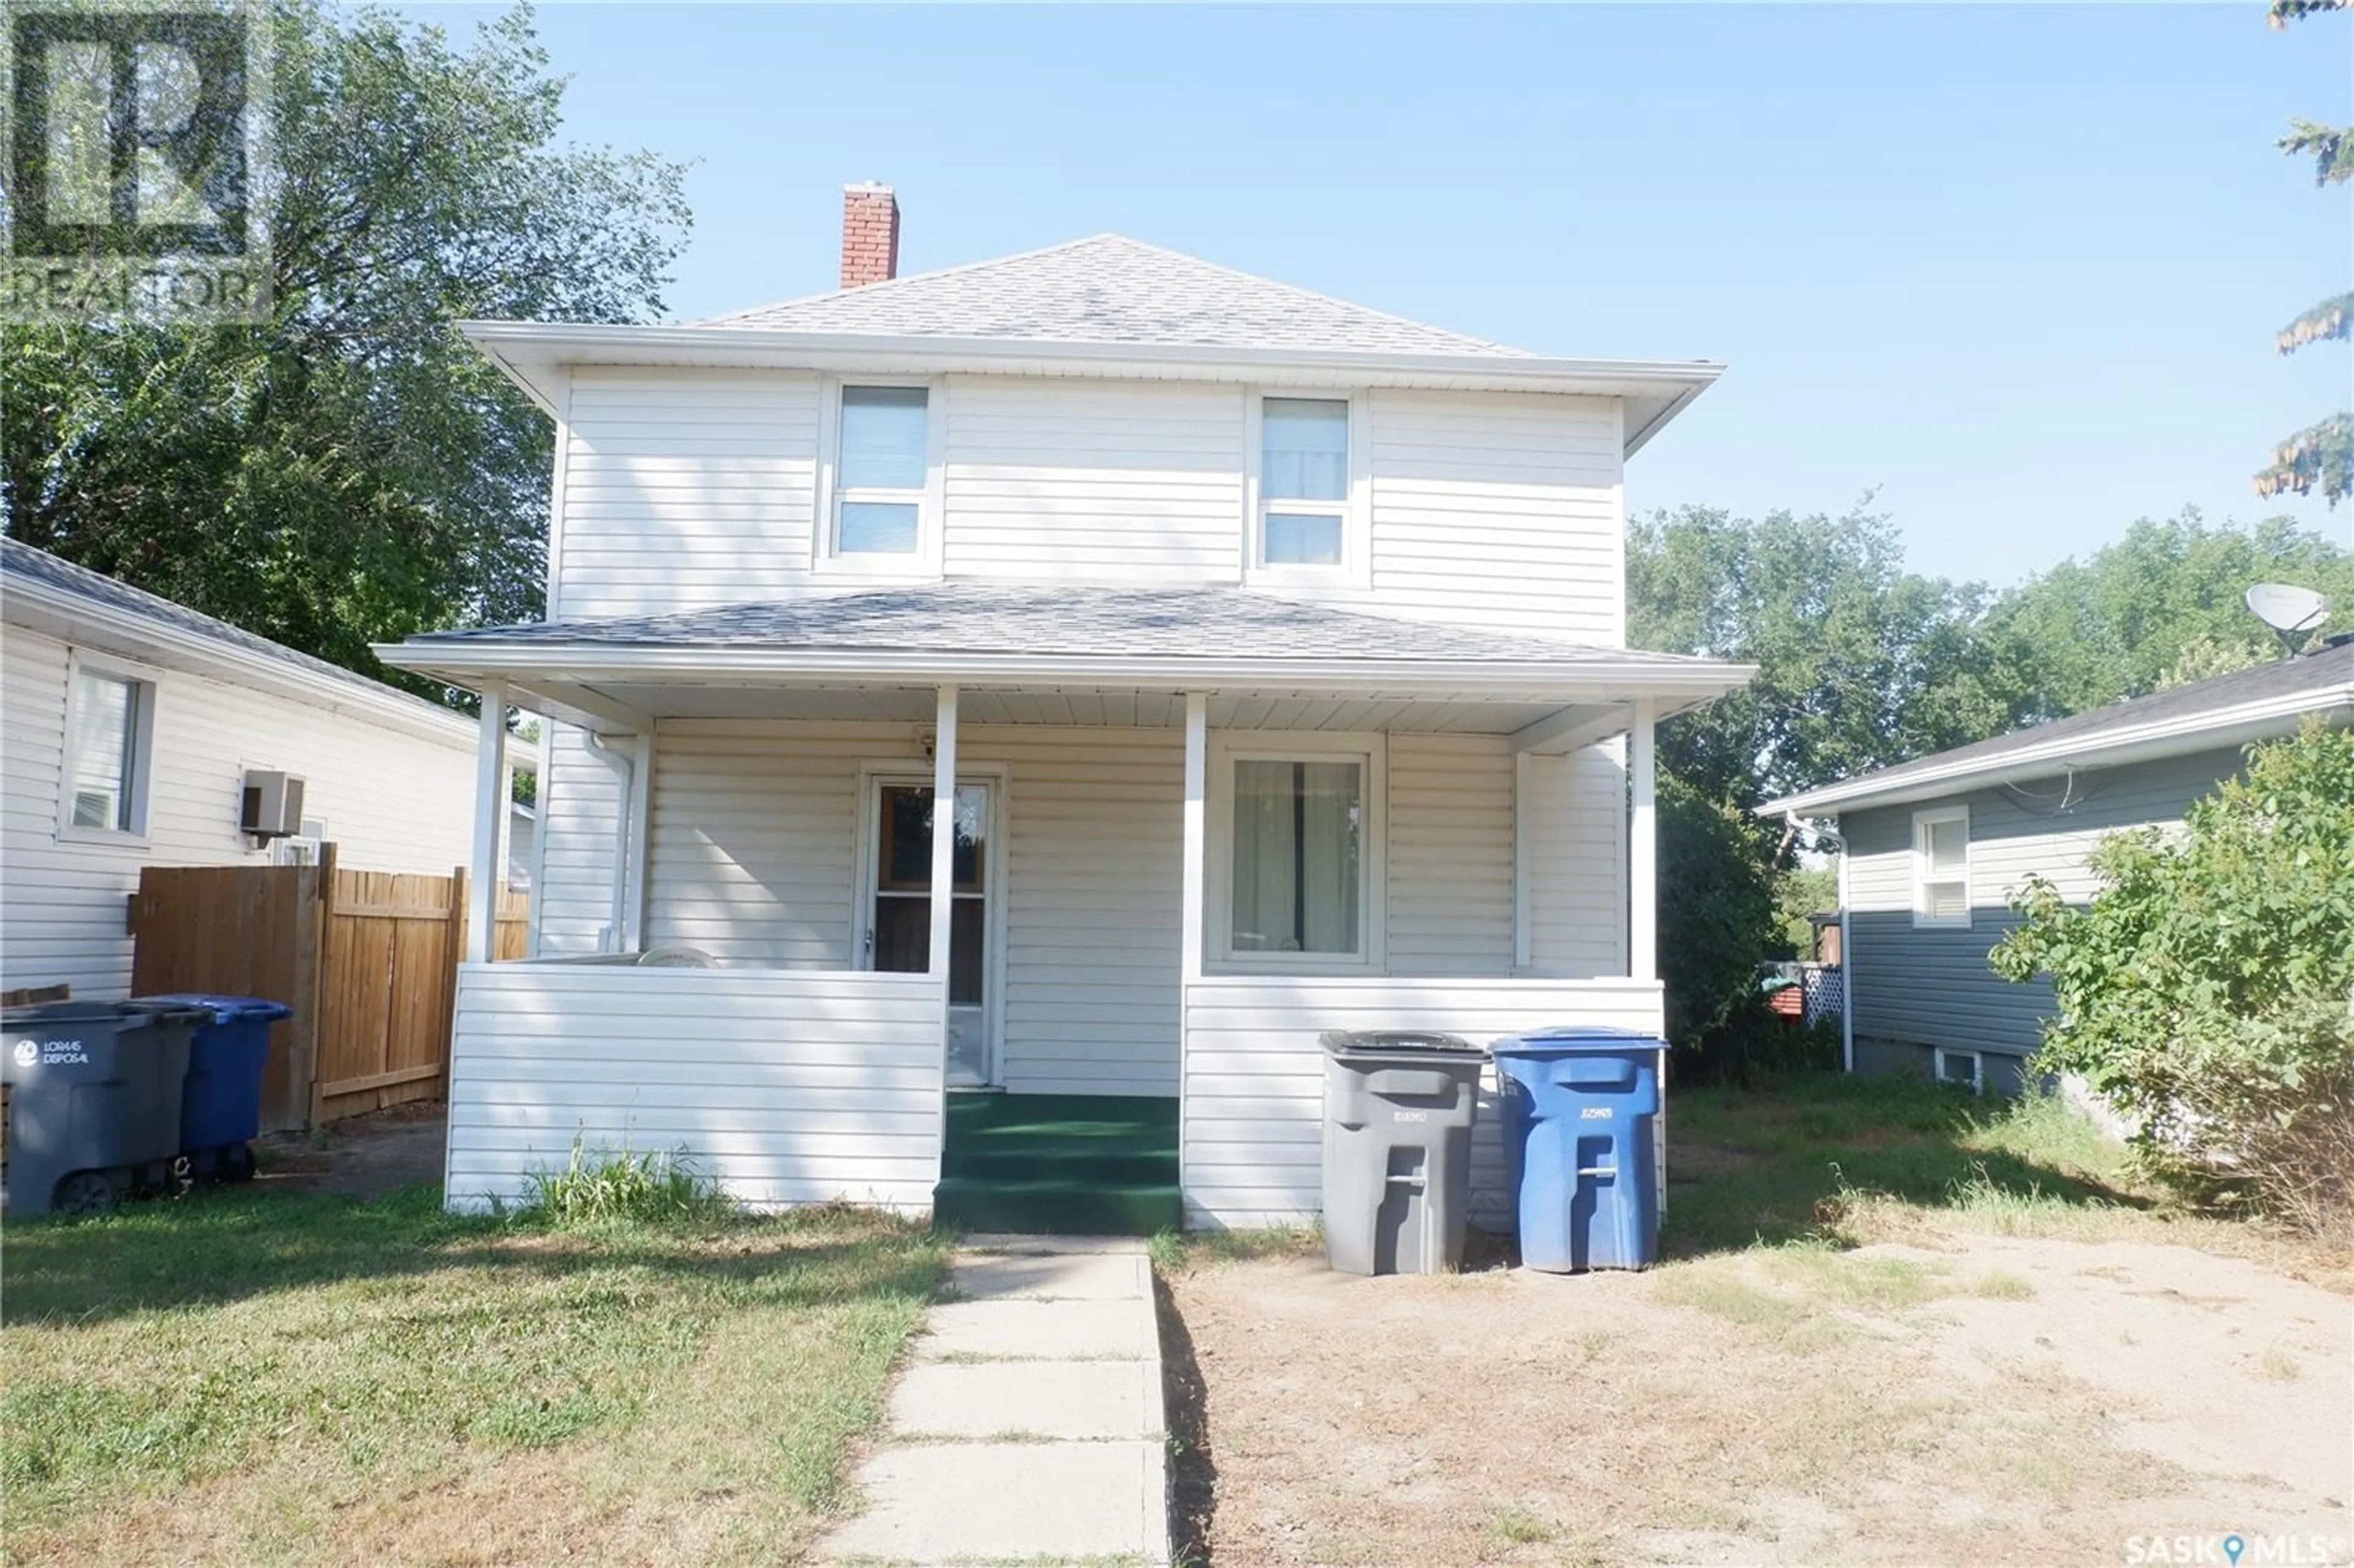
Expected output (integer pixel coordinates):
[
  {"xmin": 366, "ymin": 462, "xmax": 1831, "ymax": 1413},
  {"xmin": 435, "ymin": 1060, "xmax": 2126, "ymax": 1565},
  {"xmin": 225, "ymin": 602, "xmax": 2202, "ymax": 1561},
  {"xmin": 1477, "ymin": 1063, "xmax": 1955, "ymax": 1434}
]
[
  {"xmin": 1, "ymin": 3, "xmax": 690, "ymax": 687},
  {"xmin": 1628, "ymin": 501, "xmax": 2022, "ymax": 807},
  {"xmin": 1655, "ymin": 772, "xmax": 1781, "ymax": 1056},
  {"xmin": 1993, "ymin": 723, "xmax": 2354, "ymax": 1236},
  {"xmin": 1982, "ymin": 513, "xmax": 2354, "ymax": 718},
  {"xmin": 2255, "ymin": 0, "xmax": 2351, "ymax": 506}
]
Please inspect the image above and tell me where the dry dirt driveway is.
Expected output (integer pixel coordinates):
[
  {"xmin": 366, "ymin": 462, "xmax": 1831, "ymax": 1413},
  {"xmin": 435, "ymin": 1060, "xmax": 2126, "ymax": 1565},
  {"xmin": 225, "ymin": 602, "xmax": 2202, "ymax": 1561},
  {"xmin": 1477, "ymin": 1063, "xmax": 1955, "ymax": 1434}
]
[{"xmin": 1167, "ymin": 1235, "xmax": 2353, "ymax": 1565}]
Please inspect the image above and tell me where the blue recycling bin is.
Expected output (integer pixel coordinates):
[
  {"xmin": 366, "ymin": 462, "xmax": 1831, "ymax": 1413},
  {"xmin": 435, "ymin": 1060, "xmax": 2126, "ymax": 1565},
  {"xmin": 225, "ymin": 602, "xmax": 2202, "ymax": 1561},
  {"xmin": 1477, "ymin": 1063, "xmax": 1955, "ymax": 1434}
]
[
  {"xmin": 1491, "ymin": 1026, "xmax": 1666, "ymax": 1272},
  {"xmin": 139, "ymin": 994, "xmax": 292, "ymax": 1181}
]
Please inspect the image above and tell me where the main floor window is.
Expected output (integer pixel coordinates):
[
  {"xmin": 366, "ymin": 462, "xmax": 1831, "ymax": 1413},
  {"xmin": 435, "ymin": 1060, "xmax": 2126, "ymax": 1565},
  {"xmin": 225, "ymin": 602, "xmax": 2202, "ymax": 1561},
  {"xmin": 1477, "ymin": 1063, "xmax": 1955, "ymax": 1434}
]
[
  {"xmin": 1911, "ymin": 805, "xmax": 1970, "ymax": 928},
  {"xmin": 1230, "ymin": 758, "xmax": 1363, "ymax": 954},
  {"xmin": 66, "ymin": 664, "xmax": 151, "ymax": 835}
]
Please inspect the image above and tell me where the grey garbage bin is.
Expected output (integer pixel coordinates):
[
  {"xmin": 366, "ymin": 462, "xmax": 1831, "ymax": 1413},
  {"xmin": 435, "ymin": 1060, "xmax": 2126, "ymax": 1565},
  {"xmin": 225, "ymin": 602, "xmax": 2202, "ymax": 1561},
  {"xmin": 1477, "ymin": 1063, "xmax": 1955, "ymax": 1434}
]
[
  {"xmin": 1320, "ymin": 1030, "xmax": 1487, "ymax": 1276},
  {"xmin": 2, "ymin": 999, "xmax": 208, "ymax": 1218}
]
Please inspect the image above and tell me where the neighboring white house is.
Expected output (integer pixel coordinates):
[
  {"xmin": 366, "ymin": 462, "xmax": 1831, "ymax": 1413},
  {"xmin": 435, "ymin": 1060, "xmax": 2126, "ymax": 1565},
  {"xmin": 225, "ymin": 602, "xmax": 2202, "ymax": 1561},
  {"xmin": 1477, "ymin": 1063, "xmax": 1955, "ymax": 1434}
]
[
  {"xmin": 1, "ymin": 539, "xmax": 484, "ymax": 998},
  {"xmin": 381, "ymin": 185, "xmax": 1754, "ymax": 1230},
  {"xmin": 1762, "ymin": 636, "xmax": 2354, "ymax": 1095}
]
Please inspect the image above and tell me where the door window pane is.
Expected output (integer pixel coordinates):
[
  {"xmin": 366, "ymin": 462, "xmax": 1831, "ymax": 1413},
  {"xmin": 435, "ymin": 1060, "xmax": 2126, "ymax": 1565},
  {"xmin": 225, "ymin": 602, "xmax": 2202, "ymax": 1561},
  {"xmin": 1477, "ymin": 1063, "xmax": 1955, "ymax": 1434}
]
[
  {"xmin": 839, "ymin": 386, "xmax": 928, "ymax": 489},
  {"xmin": 68, "ymin": 669, "xmax": 139, "ymax": 831},
  {"xmin": 1262, "ymin": 398, "xmax": 1348, "ymax": 501},
  {"xmin": 869, "ymin": 896, "xmax": 985, "ymax": 1007},
  {"xmin": 878, "ymin": 785, "xmax": 983, "ymax": 891},
  {"xmin": 1264, "ymin": 512, "xmax": 1344, "ymax": 566},
  {"xmin": 1231, "ymin": 759, "xmax": 1362, "ymax": 954}
]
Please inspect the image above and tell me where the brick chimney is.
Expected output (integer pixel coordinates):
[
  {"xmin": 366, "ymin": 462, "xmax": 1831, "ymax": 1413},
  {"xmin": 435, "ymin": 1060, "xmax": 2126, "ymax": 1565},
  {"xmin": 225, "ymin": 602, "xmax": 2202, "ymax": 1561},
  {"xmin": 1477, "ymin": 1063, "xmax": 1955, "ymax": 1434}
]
[{"xmin": 840, "ymin": 182, "xmax": 901, "ymax": 289}]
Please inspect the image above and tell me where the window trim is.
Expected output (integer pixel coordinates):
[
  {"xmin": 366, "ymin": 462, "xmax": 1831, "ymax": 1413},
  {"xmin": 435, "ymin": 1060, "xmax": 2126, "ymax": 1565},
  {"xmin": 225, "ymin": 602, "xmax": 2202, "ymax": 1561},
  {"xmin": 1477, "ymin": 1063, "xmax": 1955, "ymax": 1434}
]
[
  {"xmin": 1243, "ymin": 389, "xmax": 1371, "ymax": 589},
  {"xmin": 1206, "ymin": 730, "xmax": 1386, "ymax": 972},
  {"xmin": 58, "ymin": 649, "xmax": 159, "ymax": 846},
  {"xmin": 1910, "ymin": 804, "xmax": 1971, "ymax": 930},
  {"xmin": 1933, "ymin": 1046, "xmax": 1984, "ymax": 1095},
  {"xmin": 814, "ymin": 375, "xmax": 946, "ymax": 577}
]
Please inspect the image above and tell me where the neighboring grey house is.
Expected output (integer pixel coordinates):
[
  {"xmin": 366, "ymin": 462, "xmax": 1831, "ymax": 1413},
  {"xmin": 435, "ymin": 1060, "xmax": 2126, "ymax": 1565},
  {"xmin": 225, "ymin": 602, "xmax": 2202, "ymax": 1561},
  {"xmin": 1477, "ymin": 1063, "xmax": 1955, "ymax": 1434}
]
[{"xmin": 1762, "ymin": 637, "xmax": 2354, "ymax": 1095}]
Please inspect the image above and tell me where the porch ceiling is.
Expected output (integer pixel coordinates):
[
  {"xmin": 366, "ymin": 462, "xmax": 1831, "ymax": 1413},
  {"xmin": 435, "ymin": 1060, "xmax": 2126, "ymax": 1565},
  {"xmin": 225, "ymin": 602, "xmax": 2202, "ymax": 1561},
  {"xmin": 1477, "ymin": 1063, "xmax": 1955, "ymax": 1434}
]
[{"xmin": 486, "ymin": 676, "xmax": 1656, "ymax": 747}]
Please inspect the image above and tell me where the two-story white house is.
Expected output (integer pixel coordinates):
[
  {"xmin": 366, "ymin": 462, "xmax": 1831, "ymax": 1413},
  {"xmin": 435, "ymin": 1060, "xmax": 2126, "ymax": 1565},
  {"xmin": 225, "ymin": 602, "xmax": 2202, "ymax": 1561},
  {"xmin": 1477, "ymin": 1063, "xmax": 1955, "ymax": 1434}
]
[{"xmin": 381, "ymin": 185, "xmax": 1751, "ymax": 1233}]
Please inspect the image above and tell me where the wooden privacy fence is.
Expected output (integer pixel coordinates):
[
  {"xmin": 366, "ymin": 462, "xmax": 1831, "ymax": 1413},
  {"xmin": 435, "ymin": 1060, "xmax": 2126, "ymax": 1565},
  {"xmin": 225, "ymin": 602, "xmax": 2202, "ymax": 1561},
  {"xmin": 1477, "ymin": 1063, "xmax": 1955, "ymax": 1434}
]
[{"xmin": 128, "ymin": 848, "xmax": 527, "ymax": 1131}]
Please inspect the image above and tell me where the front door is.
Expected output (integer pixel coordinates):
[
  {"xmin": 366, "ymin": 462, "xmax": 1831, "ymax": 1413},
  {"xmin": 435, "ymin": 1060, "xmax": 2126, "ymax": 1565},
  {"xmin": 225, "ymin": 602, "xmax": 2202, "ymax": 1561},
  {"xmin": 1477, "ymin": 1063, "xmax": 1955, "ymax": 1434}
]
[{"xmin": 865, "ymin": 778, "xmax": 996, "ymax": 1086}]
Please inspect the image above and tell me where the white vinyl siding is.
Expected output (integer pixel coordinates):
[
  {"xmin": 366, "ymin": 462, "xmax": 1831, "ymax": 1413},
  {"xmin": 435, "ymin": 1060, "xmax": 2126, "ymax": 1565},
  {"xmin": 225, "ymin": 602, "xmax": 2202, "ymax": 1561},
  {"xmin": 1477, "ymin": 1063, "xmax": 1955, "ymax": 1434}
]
[
  {"xmin": 530, "ymin": 725, "xmax": 631, "ymax": 956},
  {"xmin": 1340, "ymin": 389, "xmax": 1623, "ymax": 643},
  {"xmin": 639, "ymin": 721, "xmax": 1184, "ymax": 1097},
  {"xmin": 941, "ymin": 377, "xmax": 1244, "ymax": 580},
  {"xmin": 544, "ymin": 373, "xmax": 1625, "ymax": 645},
  {"xmin": 1, "ymin": 620, "xmax": 476, "ymax": 999},
  {"xmin": 446, "ymin": 963, "xmax": 945, "ymax": 1212},
  {"xmin": 1522, "ymin": 744, "xmax": 1631, "ymax": 976},
  {"xmin": 1385, "ymin": 733, "xmax": 1515, "ymax": 975},
  {"xmin": 1180, "ymin": 975, "xmax": 1665, "ymax": 1230},
  {"xmin": 554, "ymin": 368, "xmax": 821, "ymax": 617},
  {"xmin": 1843, "ymin": 748, "xmax": 2249, "ymax": 1060}
]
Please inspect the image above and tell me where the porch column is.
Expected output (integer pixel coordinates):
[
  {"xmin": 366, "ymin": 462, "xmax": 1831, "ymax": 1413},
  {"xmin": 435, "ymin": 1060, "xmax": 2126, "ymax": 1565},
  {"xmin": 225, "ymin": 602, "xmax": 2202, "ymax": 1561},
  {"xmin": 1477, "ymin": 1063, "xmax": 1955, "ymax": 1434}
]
[
  {"xmin": 929, "ymin": 687, "xmax": 959, "ymax": 1000},
  {"xmin": 1181, "ymin": 692, "xmax": 1206, "ymax": 983},
  {"xmin": 1629, "ymin": 698, "xmax": 1657, "ymax": 981},
  {"xmin": 623, "ymin": 731, "xmax": 654, "ymax": 950},
  {"xmin": 467, "ymin": 680, "xmax": 509, "ymax": 964}
]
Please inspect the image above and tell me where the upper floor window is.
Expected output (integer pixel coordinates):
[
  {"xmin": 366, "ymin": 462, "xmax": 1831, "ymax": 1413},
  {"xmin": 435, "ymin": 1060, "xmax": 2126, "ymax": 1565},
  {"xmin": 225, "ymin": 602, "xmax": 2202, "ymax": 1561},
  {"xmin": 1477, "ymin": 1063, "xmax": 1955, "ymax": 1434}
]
[
  {"xmin": 833, "ymin": 384, "xmax": 931, "ymax": 558},
  {"xmin": 1911, "ymin": 805, "xmax": 1970, "ymax": 929},
  {"xmin": 1230, "ymin": 756, "xmax": 1365, "ymax": 956},
  {"xmin": 65, "ymin": 661, "xmax": 154, "ymax": 838},
  {"xmin": 1258, "ymin": 397, "xmax": 1350, "ymax": 569}
]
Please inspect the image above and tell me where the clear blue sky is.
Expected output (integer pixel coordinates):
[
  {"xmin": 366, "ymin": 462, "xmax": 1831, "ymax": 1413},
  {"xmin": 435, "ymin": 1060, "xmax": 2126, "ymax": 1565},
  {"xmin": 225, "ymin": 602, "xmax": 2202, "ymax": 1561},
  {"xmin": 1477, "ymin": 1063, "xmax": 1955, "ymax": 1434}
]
[{"xmin": 415, "ymin": 3, "xmax": 2351, "ymax": 587}]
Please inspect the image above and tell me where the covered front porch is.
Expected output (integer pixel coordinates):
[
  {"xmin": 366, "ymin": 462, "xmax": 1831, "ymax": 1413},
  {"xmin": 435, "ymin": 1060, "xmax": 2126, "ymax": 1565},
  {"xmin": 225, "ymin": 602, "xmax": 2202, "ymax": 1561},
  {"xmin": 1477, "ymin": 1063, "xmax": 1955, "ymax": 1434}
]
[{"xmin": 383, "ymin": 586, "xmax": 1751, "ymax": 1229}]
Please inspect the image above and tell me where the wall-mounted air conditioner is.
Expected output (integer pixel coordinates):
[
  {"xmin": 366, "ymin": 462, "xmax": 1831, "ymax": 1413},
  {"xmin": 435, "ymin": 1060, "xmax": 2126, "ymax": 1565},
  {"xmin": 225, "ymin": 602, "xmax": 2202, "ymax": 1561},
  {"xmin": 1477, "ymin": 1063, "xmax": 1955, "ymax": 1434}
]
[{"xmin": 240, "ymin": 770, "xmax": 307, "ymax": 840}]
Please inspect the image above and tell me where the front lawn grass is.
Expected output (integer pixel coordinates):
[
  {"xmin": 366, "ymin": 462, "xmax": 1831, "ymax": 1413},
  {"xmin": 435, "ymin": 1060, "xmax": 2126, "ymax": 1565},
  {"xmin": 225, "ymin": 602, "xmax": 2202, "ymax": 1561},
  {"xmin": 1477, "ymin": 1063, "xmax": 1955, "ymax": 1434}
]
[
  {"xmin": 2, "ymin": 1185, "xmax": 949, "ymax": 1566},
  {"xmin": 1664, "ymin": 1073, "xmax": 2344, "ymax": 1282}
]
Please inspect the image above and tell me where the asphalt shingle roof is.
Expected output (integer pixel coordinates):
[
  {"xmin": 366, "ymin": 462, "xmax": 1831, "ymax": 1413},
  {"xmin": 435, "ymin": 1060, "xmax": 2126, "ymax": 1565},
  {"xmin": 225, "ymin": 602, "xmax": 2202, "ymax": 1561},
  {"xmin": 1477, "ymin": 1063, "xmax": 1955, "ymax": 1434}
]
[
  {"xmin": 2, "ymin": 538, "xmax": 467, "ymax": 722},
  {"xmin": 1776, "ymin": 635, "xmax": 2354, "ymax": 807},
  {"xmin": 407, "ymin": 583, "xmax": 1702, "ymax": 669},
  {"xmin": 698, "ymin": 234, "xmax": 1529, "ymax": 357}
]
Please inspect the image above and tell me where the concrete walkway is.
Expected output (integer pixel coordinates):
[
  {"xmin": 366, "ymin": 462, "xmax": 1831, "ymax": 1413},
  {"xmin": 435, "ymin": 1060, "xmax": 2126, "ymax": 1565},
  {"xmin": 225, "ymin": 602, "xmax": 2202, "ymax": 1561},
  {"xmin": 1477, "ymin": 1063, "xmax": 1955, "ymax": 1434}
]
[{"xmin": 823, "ymin": 1235, "xmax": 1171, "ymax": 1567}]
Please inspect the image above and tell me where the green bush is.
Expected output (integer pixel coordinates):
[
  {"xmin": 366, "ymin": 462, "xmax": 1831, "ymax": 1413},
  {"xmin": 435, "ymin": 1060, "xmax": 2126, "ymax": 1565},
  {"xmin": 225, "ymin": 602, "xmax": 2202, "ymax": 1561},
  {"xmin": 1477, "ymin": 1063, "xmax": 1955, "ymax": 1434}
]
[
  {"xmin": 519, "ymin": 1133, "xmax": 733, "ymax": 1227},
  {"xmin": 1992, "ymin": 721, "xmax": 2354, "ymax": 1239}
]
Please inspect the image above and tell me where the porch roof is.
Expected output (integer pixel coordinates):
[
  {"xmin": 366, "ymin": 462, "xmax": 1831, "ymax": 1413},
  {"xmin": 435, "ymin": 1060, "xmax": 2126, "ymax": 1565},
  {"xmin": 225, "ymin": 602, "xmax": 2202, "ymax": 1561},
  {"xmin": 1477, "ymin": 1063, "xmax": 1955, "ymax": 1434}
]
[{"xmin": 377, "ymin": 584, "xmax": 1754, "ymax": 748}]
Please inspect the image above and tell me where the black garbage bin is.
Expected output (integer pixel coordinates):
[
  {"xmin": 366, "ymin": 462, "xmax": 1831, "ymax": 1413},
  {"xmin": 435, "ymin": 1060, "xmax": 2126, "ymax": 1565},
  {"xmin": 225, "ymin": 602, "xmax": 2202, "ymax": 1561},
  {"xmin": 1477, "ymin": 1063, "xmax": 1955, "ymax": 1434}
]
[
  {"xmin": 1319, "ymin": 1030, "xmax": 1487, "ymax": 1275},
  {"xmin": 2, "ymin": 999, "xmax": 210, "ymax": 1217}
]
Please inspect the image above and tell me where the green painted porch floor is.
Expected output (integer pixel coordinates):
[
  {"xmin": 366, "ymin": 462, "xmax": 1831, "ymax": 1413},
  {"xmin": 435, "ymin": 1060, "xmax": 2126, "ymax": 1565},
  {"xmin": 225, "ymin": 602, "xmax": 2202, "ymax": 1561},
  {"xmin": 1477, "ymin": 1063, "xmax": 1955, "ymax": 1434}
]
[{"xmin": 932, "ymin": 1092, "xmax": 1182, "ymax": 1237}]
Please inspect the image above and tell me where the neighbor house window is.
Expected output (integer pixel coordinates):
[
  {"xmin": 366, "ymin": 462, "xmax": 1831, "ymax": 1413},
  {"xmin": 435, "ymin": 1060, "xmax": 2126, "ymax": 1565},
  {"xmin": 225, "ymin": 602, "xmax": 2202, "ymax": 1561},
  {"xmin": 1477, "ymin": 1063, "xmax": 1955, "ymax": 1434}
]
[
  {"xmin": 65, "ymin": 664, "xmax": 152, "ymax": 836},
  {"xmin": 1257, "ymin": 397, "xmax": 1351, "ymax": 569},
  {"xmin": 1911, "ymin": 805, "xmax": 1970, "ymax": 929},
  {"xmin": 1230, "ymin": 758, "xmax": 1364, "ymax": 956},
  {"xmin": 834, "ymin": 384, "xmax": 929, "ymax": 555},
  {"xmin": 1934, "ymin": 1047, "xmax": 1984, "ymax": 1094}
]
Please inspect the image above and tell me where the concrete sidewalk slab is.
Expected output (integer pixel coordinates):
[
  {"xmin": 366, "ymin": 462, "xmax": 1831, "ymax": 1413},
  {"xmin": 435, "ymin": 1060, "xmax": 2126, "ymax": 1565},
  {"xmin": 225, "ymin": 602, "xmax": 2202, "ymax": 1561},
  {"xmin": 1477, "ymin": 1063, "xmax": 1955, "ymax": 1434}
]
[
  {"xmin": 889, "ymin": 1358, "xmax": 1163, "ymax": 1441},
  {"xmin": 917, "ymin": 1296, "xmax": 1159, "ymax": 1361},
  {"xmin": 949, "ymin": 1250, "xmax": 1152, "ymax": 1301},
  {"xmin": 826, "ymin": 1440, "xmax": 1167, "ymax": 1562}
]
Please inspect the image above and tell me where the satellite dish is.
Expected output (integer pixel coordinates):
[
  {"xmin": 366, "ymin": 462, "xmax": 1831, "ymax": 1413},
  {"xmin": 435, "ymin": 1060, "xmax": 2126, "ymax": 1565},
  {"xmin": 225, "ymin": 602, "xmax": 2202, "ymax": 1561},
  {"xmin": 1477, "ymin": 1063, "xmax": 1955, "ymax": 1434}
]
[{"xmin": 2245, "ymin": 582, "xmax": 2331, "ymax": 657}]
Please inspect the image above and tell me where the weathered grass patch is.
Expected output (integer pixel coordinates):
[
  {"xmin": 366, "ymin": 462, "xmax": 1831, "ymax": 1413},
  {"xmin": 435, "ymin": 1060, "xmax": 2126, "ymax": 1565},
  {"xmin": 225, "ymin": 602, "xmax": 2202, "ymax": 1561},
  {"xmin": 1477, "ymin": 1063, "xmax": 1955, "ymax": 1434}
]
[{"xmin": 1, "ymin": 1186, "xmax": 948, "ymax": 1566}]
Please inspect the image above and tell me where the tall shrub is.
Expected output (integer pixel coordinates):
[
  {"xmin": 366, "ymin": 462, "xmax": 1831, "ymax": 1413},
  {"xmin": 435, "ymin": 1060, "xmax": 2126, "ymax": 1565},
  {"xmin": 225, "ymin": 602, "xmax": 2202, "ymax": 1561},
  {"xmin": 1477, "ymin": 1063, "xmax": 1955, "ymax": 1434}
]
[{"xmin": 1992, "ymin": 721, "xmax": 2354, "ymax": 1238}]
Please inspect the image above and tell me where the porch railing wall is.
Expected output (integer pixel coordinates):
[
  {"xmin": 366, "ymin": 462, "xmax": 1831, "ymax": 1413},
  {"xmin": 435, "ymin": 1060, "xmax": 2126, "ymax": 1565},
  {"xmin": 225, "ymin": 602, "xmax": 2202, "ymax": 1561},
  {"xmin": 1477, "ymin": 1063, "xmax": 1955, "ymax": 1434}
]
[
  {"xmin": 445, "ymin": 963, "xmax": 947, "ymax": 1213},
  {"xmin": 1179, "ymin": 975, "xmax": 1668, "ymax": 1231}
]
